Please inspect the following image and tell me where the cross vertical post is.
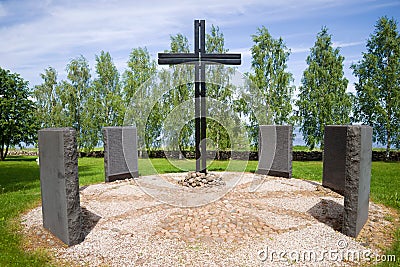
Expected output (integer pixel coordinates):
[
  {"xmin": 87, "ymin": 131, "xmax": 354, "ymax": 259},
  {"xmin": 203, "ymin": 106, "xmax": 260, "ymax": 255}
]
[
  {"xmin": 158, "ymin": 19, "xmax": 241, "ymax": 174},
  {"xmin": 194, "ymin": 20, "xmax": 201, "ymax": 172},
  {"xmin": 199, "ymin": 20, "xmax": 207, "ymax": 173}
]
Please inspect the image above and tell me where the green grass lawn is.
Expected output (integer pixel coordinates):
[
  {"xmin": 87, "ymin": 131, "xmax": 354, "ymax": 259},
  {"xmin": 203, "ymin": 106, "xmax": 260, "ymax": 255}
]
[
  {"xmin": 0, "ymin": 156, "xmax": 399, "ymax": 266},
  {"xmin": 0, "ymin": 156, "xmax": 50, "ymax": 266}
]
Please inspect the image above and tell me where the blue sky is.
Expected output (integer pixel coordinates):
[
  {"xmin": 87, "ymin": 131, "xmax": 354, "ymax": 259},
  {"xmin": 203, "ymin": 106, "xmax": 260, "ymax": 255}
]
[{"xmin": 0, "ymin": 0, "xmax": 399, "ymax": 92}]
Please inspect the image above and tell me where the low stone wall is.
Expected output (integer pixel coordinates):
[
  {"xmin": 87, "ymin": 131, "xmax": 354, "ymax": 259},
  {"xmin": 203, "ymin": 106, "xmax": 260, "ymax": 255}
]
[
  {"xmin": 293, "ymin": 151, "xmax": 322, "ymax": 161},
  {"xmin": 133, "ymin": 150, "xmax": 400, "ymax": 162},
  {"xmin": 79, "ymin": 151, "xmax": 104, "ymax": 158},
  {"xmin": 293, "ymin": 151, "xmax": 400, "ymax": 161},
  {"xmin": 7, "ymin": 149, "xmax": 400, "ymax": 161},
  {"xmin": 372, "ymin": 151, "xmax": 400, "ymax": 161},
  {"xmin": 8, "ymin": 150, "xmax": 38, "ymax": 156},
  {"xmin": 147, "ymin": 150, "xmax": 258, "ymax": 161}
]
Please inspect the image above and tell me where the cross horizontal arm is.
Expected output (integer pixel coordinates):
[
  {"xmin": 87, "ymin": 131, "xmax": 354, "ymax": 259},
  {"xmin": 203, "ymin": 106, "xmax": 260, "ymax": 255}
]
[
  {"xmin": 202, "ymin": 53, "xmax": 241, "ymax": 59},
  {"xmin": 202, "ymin": 53, "xmax": 241, "ymax": 65},
  {"xmin": 158, "ymin": 53, "xmax": 198, "ymax": 65},
  {"xmin": 158, "ymin": 53, "xmax": 197, "ymax": 58},
  {"xmin": 158, "ymin": 52, "xmax": 241, "ymax": 65}
]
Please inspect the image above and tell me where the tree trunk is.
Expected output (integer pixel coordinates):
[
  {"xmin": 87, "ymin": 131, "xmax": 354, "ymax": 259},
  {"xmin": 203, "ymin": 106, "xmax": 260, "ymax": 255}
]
[
  {"xmin": 385, "ymin": 50, "xmax": 392, "ymax": 162},
  {"xmin": 386, "ymin": 131, "xmax": 391, "ymax": 161},
  {"xmin": 216, "ymin": 131, "xmax": 220, "ymax": 160},
  {"xmin": 320, "ymin": 138, "xmax": 324, "ymax": 151},
  {"xmin": 0, "ymin": 143, "xmax": 8, "ymax": 161},
  {"xmin": 4, "ymin": 144, "xmax": 8, "ymax": 160},
  {"xmin": 0, "ymin": 137, "xmax": 3, "ymax": 160}
]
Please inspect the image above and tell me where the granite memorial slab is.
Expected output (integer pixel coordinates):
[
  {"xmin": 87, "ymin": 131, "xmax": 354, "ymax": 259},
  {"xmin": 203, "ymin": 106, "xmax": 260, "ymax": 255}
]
[
  {"xmin": 322, "ymin": 126, "xmax": 347, "ymax": 195},
  {"xmin": 256, "ymin": 125, "xmax": 292, "ymax": 178},
  {"xmin": 103, "ymin": 126, "xmax": 139, "ymax": 182},
  {"xmin": 323, "ymin": 125, "xmax": 373, "ymax": 237},
  {"xmin": 38, "ymin": 127, "xmax": 83, "ymax": 246}
]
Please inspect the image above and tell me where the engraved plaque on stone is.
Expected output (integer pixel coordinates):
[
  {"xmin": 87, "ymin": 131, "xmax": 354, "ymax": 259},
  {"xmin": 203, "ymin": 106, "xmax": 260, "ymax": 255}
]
[
  {"xmin": 322, "ymin": 125, "xmax": 347, "ymax": 195},
  {"xmin": 103, "ymin": 126, "xmax": 139, "ymax": 182},
  {"xmin": 256, "ymin": 125, "xmax": 292, "ymax": 178}
]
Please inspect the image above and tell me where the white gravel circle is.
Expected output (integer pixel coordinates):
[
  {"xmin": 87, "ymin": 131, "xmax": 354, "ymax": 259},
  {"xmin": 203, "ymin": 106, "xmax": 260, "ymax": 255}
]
[{"xmin": 21, "ymin": 172, "xmax": 389, "ymax": 266}]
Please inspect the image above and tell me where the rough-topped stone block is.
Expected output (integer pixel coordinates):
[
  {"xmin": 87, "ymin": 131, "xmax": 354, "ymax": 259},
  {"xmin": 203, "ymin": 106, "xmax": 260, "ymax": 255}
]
[
  {"xmin": 323, "ymin": 125, "xmax": 372, "ymax": 237},
  {"xmin": 342, "ymin": 125, "xmax": 373, "ymax": 237},
  {"xmin": 38, "ymin": 127, "xmax": 83, "ymax": 246}
]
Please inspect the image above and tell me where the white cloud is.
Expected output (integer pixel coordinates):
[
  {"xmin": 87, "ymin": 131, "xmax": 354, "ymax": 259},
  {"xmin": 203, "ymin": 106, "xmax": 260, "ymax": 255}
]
[
  {"xmin": 332, "ymin": 41, "xmax": 364, "ymax": 48},
  {"xmin": 291, "ymin": 41, "xmax": 365, "ymax": 54},
  {"xmin": 291, "ymin": 47, "xmax": 310, "ymax": 54}
]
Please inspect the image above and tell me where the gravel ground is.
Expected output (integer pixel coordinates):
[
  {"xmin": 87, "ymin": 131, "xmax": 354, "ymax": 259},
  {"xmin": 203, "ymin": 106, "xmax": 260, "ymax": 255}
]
[{"xmin": 21, "ymin": 172, "xmax": 398, "ymax": 266}]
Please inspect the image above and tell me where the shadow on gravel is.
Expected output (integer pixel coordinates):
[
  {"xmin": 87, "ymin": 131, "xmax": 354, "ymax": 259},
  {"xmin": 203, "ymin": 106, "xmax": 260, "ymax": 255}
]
[
  {"xmin": 307, "ymin": 199, "xmax": 344, "ymax": 232},
  {"xmin": 81, "ymin": 207, "xmax": 102, "ymax": 239}
]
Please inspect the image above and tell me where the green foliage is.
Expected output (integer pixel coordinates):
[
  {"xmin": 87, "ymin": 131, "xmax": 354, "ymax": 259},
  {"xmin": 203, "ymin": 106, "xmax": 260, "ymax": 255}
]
[
  {"xmin": 205, "ymin": 25, "xmax": 239, "ymax": 157},
  {"xmin": 123, "ymin": 47, "xmax": 156, "ymax": 105},
  {"xmin": 82, "ymin": 51, "xmax": 125, "ymax": 152},
  {"xmin": 170, "ymin": 34, "xmax": 190, "ymax": 53},
  {"xmin": 57, "ymin": 56, "xmax": 92, "ymax": 149},
  {"xmin": 33, "ymin": 67, "xmax": 64, "ymax": 128},
  {"xmin": 80, "ymin": 93, "xmax": 100, "ymax": 152},
  {"xmin": 352, "ymin": 16, "xmax": 400, "ymax": 157},
  {"xmin": 161, "ymin": 27, "xmax": 244, "ymax": 154},
  {"xmin": 145, "ymin": 102, "xmax": 163, "ymax": 150},
  {"xmin": 232, "ymin": 87, "xmax": 261, "ymax": 150},
  {"xmin": 122, "ymin": 47, "xmax": 158, "ymax": 152},
  {"xmin": 249, "ymin": 26, "xmax": 294, "ymax": 125},
  {"xmin": 296, "ymin": 27, "xmax": 352, "ymax": 150},
  {"xmin": 0, "ymin": 68, "xmax": 38, "ymax": 160},
  {"xmin": 206, "ymin": 25, "xmax": 227, "ymax": 54},
  {"xmin": 93, "ymin": 51, "xmax": 124, "ymax": 127},
  {"xmin": 35, "ymin": 52, "xmax": 127, "ymax": 152},
  {"xmin": 243, "ymin": 27, "xmax": 294, "ymax": 149},
  {"xmin": 162, "ymin": 33, "xmax": 194, "ymax": 151}
]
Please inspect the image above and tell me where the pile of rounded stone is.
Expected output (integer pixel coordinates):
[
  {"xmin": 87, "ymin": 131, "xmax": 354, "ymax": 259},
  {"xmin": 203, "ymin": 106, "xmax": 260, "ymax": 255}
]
[{"xmin": 178, "ymin": 172, "xmax": 225, "ymax": 188}]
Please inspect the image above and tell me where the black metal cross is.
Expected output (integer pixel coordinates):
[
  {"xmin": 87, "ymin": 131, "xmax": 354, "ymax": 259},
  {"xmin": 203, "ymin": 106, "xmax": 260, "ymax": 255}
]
[{"xmin": 158, "ymin": 20, "xmax": 241, "ymax": 173}]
